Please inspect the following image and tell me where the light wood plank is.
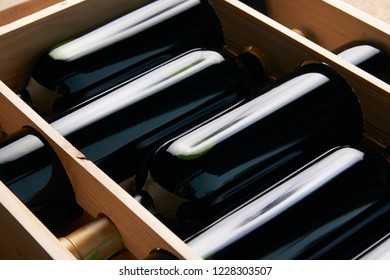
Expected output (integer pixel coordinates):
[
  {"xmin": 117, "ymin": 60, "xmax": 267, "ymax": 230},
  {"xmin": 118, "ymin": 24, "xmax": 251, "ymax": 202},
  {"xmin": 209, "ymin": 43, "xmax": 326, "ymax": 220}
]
[
  {"xmin": 0, "ymin": 0, "xmax": 62, "ymax": 26},
  {"xmin": 261, "ymin": 0, "xmax": 389, "ymax": 53}
]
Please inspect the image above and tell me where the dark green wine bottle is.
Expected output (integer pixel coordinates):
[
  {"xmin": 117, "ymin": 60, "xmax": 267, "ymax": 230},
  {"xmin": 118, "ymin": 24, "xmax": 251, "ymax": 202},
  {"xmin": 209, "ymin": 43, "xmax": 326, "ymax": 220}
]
[
  {"xmin": 20, "ymin": 0, "xmax": 224, "ymax": 118},
  {"xmin": 185, "ymin": 145, "xmax": 390, "ymax": 260},
  {"xmin": 0, "ymin": 127, "xmax": 83, "ymax": 235},
  {"xmin": 146, "ymin": 61, "xmax": 364, "ymax": 238},
  {"xmin": 0, "ymin": 48, "xmax": 266, "ymax": 231}
]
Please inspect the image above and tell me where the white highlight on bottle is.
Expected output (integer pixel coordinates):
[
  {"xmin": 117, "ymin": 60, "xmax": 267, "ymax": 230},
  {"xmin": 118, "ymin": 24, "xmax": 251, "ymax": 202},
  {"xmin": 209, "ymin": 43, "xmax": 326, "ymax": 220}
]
[
  {"xmin": 337, "ymin": 45, "xmax": 380, "ymax": 66},
  {"xmin": 52, "ymin": 50, "xmax": 224, "ymax": 136},
  {"xmin": 167, "ymin": 72, "xmax": 329, "ymax": 158},
  {"xmin": 186, "ymin": 147, "xmax": 365, "ymax": 258},
  {"xmin": 0, "ymin": 50, "xmax": 224, "ymax": 162},
  {"xmin": 49, "ymin": 0, "xmax": 200, "ymax": 61}
]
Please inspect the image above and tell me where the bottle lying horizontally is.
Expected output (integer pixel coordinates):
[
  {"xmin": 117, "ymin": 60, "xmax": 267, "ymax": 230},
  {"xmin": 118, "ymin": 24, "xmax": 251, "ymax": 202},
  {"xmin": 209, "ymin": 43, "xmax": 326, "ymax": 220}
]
[
  {"xmin": 0, "ymin": 47, "xmax": 267, "ymax": 231},
  {"xmin": 335, "ymin": 42, "xmax": 390, "ymax": 83},
  {"xmin": 141, "ymin": 43, "xmax": 389, "ymax": 236},
  {"xmin": 19, "ymin": 0, "xmax": 224, "ymax": 118},
  {"xmin": 0, "ymin": 126, "xmax": 83, "ymax": 235},
  {"xmin": 51, "ymin": 48, "xmax": 266, "ymax": 189},
  {"xmin": 144, "ymin": 60, "xmax": 364, "ymax": 237},
  {"xmin": 185, "ymin": 145, "xmax": 390, "ymax": 259},
  {"xmin": 58, "ymin": 215, "xmax": 179, "ymax": 260}
]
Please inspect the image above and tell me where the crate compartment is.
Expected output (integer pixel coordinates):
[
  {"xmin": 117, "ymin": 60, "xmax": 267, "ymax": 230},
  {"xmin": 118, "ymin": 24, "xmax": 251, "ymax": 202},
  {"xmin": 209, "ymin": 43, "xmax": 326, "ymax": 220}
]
[{"xmin": 0, "ymin": 0, "xmax": 389, "ymax": 259}]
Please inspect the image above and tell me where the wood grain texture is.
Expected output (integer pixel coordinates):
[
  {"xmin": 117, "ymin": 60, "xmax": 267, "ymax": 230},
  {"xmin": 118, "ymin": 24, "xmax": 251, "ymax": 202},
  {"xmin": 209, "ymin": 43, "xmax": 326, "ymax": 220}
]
[
  {"xmin": 0, "ymin": 0, "xmax": 62, "ymax": 26},
  {"xmin": 260, "ymin": 0, "xmax": 389, "ymax": 53},
  {"xmin": 0, "ymin": 0, "xmax": 389, "ymax": 259}
]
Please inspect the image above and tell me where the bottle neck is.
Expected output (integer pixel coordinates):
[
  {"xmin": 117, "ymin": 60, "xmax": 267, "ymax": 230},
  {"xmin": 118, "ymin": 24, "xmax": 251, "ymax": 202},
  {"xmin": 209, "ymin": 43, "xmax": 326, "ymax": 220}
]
[
  {"xmin": 59, "ymin": 215, "xmax": 179, "ymax": 260},
  {"xmin": 233, "ymin": 46, "xmax": 269, "ymax": 91},
  {"xmin": 59, "ymin": 215, "xmax": 124, "ymax": 260}
]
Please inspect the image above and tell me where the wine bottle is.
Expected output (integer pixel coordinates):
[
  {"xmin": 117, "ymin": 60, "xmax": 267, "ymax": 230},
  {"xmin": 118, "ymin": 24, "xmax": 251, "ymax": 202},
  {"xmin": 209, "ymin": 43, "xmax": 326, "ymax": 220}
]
[
  {"xmin": 1, "ymin": 48, "xmax": 267, "ymax": 224},
  {"xmin": 59, "ymin": 215, "xmax": 124, "ymax": 260},
  {"xmin": 355, "ymin": 232, "xmax": 390, "ymax": 260},
  {"xmin": 145, "ymin": 60, "xmax": 364, "ymax": 237},
  {"xmin": 20, "ymin": 0, "xmax": 224, "ymax": 118},
  {"xmin": 185, "ymin": 145, "xmax": 390, "ymax": 260},
  {"xmin": 336, "ymin": 43, "xmax": 390, "ymax": 83},
  {"xmin": 0, "ymin": 126, "xmax": 83, "ymax": 235},
  {"xmin": 54, "ymin": 48, "xmax": 266, "ymax": 187},
  {"xmin": 141, "ymin": 42, "xmax": 389, "ymax": 236}
]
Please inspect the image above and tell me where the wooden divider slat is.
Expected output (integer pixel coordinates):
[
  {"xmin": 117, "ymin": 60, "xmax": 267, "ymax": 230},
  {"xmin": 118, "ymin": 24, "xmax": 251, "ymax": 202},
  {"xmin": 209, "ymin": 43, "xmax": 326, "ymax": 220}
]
[
  {"xmin": 0, "ymin": 0, "xmax": 62, "ymax": 27},
  {"xmin": 262, "ymin": 0, "xmax": 390, "ymax": 53}
]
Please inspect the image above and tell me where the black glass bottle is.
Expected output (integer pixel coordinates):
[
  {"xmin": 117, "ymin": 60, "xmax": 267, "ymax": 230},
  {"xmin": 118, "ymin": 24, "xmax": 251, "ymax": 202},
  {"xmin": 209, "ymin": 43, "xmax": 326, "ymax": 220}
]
[
  {"xmin": 0, "ymin": 126, "xmax": 83, "ymax": 235},
  {"xmin": 20, "ymin": 0, "xmax": 224, "ymax": 117},
  {"xmin": 185, "ymin": 145, "xmax": 390, "ymax": 260},
  {"xmin": 1, "ymin": 48, "xmax": 267, "ymax": 223},
  {"xmin": 56, "ymin": 48, "xmax": 266, "ymax": 187},
  {"xmin": 146, "ymin": 61, "xmax": 364, "ymax": 237}
]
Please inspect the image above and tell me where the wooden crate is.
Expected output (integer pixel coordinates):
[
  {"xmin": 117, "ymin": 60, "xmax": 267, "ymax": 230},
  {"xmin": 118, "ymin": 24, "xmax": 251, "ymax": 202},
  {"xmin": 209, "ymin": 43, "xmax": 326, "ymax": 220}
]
[{"xmin": 0, "ymin": 0, "xmax": 389, "ymax": 259}]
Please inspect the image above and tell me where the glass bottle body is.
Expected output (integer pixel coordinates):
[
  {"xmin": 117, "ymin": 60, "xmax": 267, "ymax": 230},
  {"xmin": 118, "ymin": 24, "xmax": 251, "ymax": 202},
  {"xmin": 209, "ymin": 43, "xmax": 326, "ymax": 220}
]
[
  {"xmin": 186, "ymin": 146, "xmax": 390, "ymax": 260},
  {"xmin": 149, "ymin": 62, "xmax": 364, "ymax": 237},
  {"xmin": 0, "ymin": 127, "xmax": 83, "ymax": 234},
  {"xmin": 336, "ymin": 43, "xmax": 390, "ymax": 83},
  {"xmin": 53, "ymin": 49, "xmax": 262, "ymax": 187},
  {"xmin": 1, "ymin": 48, "xmax": 265, "ymax": 225},
  {"xmin": 22, "ymin": 0, "xmax": 224, "ymax": 117}
]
